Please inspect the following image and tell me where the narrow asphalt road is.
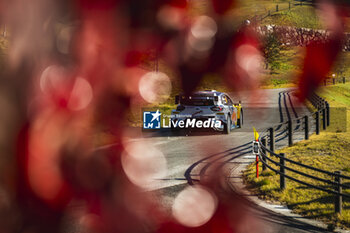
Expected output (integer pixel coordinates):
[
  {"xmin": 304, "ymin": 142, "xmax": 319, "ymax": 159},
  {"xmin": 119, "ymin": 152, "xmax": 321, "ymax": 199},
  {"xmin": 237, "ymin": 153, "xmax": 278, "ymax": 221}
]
[{"xmin": 140, "ymin": 88, "xmax": 328, "ymax": 233}]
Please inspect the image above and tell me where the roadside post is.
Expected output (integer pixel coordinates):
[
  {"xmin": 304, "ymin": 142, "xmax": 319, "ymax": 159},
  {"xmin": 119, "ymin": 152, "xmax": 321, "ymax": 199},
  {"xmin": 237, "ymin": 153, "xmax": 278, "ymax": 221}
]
[
  {"xmin": 269, "ymin": 127, "xmax": 275, "ymax": 153},
  {"xmin": 280, "ymin": 153, "xmax": 286, "ymax": 190},
  {"xmin": 261, "ymin": 138, "xmax": 267, "ymax": 171},
  {"xmin": 304, "ymin": 115, "xmax": 309, "ymax": 140},
  {"xmin": 315, "ymin": 111, "xmax": 320, "ymax": 135},
  {"xmin": 252, "ymin": 141, "xmax": 259, "ymax": 179},
  {"xmin": 322, "ymin": 108, "xmax": 327, "ymax": 130},
  {"xmin": 335, "ymin": 171, "xmax": 342, "ymax": 214},
  {"xmin": 326, "ymin": 102, "xmax": 330, "ymax": 126},
  {"xmin": 288, "ymin": 120, "xmax": 293, "ymax": 146},
  {"xmin": 253, "ymin": 127, "xmax": 260, "ymax": 178}
]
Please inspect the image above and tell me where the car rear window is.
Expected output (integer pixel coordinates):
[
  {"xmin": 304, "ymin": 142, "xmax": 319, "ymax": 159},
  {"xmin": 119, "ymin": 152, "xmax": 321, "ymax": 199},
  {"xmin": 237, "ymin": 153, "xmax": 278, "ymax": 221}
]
[{"xmin": 180, "ymin": 98, "xmax": 214, "ymax": 106}]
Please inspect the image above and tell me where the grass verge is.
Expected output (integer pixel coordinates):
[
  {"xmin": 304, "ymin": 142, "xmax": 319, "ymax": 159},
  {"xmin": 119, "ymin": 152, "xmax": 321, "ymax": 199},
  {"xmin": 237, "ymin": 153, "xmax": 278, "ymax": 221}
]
[
  {"xmin": 261, "ymin": 5, "xmax": 322, "ymax": 29},
  {"xmin": 244, "ymin": 83, "xmax": 350, "ymax": 229}
]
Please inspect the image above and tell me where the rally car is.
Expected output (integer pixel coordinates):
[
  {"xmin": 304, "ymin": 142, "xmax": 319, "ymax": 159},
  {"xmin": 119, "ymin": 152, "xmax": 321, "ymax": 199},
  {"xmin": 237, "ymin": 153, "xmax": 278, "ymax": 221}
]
[{"xmin": 171, "ymin": 90, "xmax": 243, "ymax": 134}]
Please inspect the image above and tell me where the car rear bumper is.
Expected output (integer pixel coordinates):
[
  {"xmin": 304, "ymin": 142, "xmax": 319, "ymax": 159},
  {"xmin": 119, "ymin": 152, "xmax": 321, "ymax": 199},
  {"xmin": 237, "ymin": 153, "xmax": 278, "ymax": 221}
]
[{"xmin": 170, "ymin": 115, "xmax": 225, "ymax": 131}]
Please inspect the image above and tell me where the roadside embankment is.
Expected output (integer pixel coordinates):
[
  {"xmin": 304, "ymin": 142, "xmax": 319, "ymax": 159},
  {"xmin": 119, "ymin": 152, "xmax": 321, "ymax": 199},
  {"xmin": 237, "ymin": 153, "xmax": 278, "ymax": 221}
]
[{"xmin": 244, "ymin": 83, "xmax": 350, "ymax": 230}]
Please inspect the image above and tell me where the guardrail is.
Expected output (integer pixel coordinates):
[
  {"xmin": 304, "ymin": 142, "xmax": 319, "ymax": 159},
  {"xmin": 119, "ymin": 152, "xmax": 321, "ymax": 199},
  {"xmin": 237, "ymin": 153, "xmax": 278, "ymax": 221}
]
[{"xmin": 257, "ymin": 93, "xmax": 349, "ymax": 214}]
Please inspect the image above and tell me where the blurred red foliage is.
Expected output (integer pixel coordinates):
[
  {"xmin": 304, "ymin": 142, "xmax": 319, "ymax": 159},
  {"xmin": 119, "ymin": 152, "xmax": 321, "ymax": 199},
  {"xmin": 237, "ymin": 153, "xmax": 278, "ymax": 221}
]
[{"xmin": 1, "ymin": 0, "xmax": 347, "ymax": 232}]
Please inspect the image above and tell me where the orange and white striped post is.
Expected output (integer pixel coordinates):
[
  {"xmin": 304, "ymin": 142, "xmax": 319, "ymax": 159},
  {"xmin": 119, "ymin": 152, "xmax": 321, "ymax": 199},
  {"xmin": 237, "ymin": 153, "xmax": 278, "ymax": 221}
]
[
  {"xmin": 256, "ymin": 152, "xmax": 259, "ymax": 179},
  {"xmin": 253, "ymin": 127, "xmax": 260, "ymax": 179}
]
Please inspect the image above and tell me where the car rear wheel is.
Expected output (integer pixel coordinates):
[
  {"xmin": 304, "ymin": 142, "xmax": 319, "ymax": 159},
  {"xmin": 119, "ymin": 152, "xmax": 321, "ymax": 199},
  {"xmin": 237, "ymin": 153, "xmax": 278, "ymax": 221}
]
[{"xmin": 224, "ymin": 116, "xmax": 231, "ymax": 134}]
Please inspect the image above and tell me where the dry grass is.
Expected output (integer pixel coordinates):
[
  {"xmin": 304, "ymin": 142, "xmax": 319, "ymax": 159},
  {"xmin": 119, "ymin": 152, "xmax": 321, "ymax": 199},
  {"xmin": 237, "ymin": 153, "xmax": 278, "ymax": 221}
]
[{"xmin": 245, "ymin": 83, "xmax": 350, "ymax": 229}]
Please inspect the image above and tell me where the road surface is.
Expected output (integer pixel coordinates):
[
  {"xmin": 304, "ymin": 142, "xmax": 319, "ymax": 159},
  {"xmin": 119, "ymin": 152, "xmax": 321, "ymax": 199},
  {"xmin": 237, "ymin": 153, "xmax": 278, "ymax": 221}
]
[{"xmin": 139, "ymin": 88, "xmax": 327, "ymax": 233}]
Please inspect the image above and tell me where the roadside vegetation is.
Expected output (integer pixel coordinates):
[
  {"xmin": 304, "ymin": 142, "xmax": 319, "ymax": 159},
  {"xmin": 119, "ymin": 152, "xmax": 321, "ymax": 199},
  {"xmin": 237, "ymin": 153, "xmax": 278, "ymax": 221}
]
[
  {"xmin": 244, "ymin": 83, "xmax": 350, "ymax": 230},
  {"xmin": 193, "ymin": 1, "xmax": 340, "ymax": 89},
  {"xmin": 126, "ymin": 0, "xmax": 350, "ymax": 126},
  {"xmin": 262, "ymin": 5, "xmax": 322, "ymax": 29},
  {"xmin": 234, "ymin": 1, "xmax": 318, "ymax": 27},
  {"xmin": 261, "ymin": 42, "xmax": 303, "ymax": 88}
]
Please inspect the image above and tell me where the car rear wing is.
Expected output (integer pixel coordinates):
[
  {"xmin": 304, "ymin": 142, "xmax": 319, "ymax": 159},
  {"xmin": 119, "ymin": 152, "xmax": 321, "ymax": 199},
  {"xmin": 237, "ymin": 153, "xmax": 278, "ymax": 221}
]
[{"xmin": 175, "ymin": 95, "xmax": 219, "ymax": 104}]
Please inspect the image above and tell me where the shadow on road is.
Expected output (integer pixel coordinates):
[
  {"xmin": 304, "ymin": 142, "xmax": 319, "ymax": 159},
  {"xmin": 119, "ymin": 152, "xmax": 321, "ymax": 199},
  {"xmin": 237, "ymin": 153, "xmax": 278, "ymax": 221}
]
[{"xmin": 181, "ymin": 137, "xmax": 332, "ymax": 233}]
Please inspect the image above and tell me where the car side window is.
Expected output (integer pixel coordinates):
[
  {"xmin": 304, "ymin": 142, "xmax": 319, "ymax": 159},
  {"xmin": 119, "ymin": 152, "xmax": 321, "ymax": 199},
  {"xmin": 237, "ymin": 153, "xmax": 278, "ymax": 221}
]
[
  {"xmin": 221, "ymin": 95, "xmax": 228, "ymax": 105},
  {"xmin": 226, "ymin": 95, "xmax": 233, "ymax": 105}
]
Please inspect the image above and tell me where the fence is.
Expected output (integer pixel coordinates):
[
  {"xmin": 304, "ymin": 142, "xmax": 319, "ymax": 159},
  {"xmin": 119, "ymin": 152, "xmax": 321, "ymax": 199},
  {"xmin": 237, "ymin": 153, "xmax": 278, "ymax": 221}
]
[
  {"xmin": 251, "ymin": 0, "xmax": 314, "ymax": 23},
  {"xmin": 257, "ymin": 91, "xmax": 349, "ymax": 214},
  {"xmin": 324, "ymin": 77, "xmax": 348, "ymax": 86}
]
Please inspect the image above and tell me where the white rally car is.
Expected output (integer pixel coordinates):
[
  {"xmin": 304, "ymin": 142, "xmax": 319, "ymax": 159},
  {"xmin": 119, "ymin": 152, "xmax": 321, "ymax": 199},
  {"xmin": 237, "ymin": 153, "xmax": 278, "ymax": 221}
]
[{"xmin": 171, "ymin": 90, "xmax": 243, "ymax": 134}]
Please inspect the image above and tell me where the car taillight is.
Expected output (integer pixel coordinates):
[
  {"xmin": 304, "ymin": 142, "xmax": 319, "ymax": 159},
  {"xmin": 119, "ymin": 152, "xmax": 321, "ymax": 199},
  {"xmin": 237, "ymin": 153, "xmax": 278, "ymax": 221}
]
[
  {"xmin": 176, "ymin": 105, "xmax": 185, "ymax": 111},
  {"xmin": 211, "ymin": 106, "xmax": 223, "ymax": 111}
]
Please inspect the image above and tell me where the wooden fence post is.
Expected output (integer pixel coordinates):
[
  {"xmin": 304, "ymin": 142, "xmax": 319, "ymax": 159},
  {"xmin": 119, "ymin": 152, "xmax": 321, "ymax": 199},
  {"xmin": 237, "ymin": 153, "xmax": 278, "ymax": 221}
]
[
  {"xmin": 335, "ymin": 171, "xmax": 342, "ymax": 214},
  {"xmin": 262, "ymin": 138, "xmax": 267, "ymax": 171},
  {"xmin": 288, "ymin": 120, "xmax": 293, "ymax": 146},
  {"xmin": 280, "ymin": 153, "xmax": 286, "ymax": 190},
  {"xmin": 304, "ymin": 115, "xmax": 309, "ymax": 140},
  {"xmin": 322, "ymin": 108, "xmax": 326, "ymax": 130},
  {"xmin": 326, "ymin": 102, "xmax": 330, "ymax": 127},
  {"xmin": 316, "ymin": 111, "xmax": 320, "ymax": 135},
  {"xmin": 269, "ymin": 127, "xmax": 275, "ymax": 154}
]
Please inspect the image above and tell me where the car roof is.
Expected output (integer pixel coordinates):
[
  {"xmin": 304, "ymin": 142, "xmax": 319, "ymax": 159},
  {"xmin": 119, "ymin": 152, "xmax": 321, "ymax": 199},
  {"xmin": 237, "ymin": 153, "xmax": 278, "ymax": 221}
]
[{"xmin": 180, "ymin": 90, "xmax": 224, "ymax": 97}]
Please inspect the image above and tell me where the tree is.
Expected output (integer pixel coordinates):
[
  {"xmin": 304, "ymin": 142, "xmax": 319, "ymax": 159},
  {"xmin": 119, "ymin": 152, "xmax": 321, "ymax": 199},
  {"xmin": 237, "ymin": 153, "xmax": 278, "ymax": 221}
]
[{"xmin": 263, "ymin": 32, "xmax": 281, "ymax": 72}]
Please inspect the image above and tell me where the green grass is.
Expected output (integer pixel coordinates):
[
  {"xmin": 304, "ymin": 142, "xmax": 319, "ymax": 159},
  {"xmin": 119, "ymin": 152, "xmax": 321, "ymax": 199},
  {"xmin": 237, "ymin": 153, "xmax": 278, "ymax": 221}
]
[
  {"xmin": 244, "ymin": 83, "xmax": 350, "ymax": 229},
  {"xmin": 232, "ymin": 1, "xmax": 316, "ymax": 26},
  {"xmin": 190, "ymin": 0, "xmax": 329, "ymax": 31},
  {"xmin": 262, "ymin": 6, "xmax": 322, "ymax": 29},
  {"xmin": 235, "ymin": 0, "xmax": 349, "ymax": 32},
  {"xmin": 126, "ymin": 0, "xmax": 350, "ymax": 127},
  {"xmin": 261, "ymin": 47, "xmax": 350, "ymax": 89},
  {"xmin": 261, "ymin": 49, "xmax": 350, "ymax": 90},
  {"xmin": 333, "ymin": 52, "xmax": 350, "ymax": 84},
  {"xmin": 261, "ymin": 46, "xmax": 303, "ymax": 88},
  {"xmin": 154, "ymin": 1, "xmax": 349, "ymax": 91}
]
